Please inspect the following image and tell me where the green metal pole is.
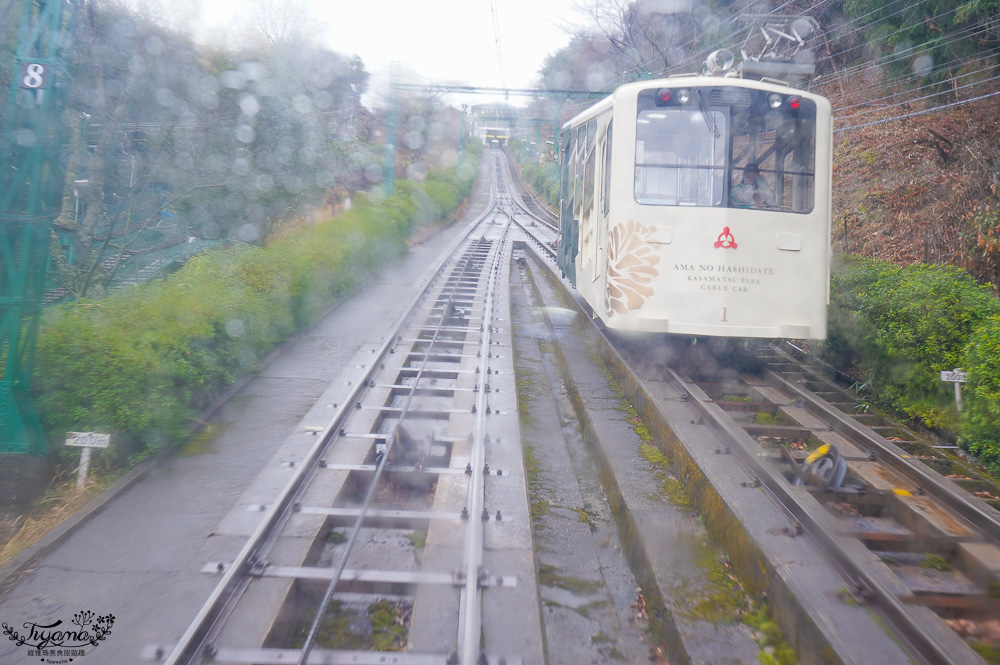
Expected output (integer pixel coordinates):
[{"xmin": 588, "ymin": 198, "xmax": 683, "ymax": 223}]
[
  {"xmin": 459, "ymin": 104, "xmax": 467, "ymax": 157},
  {"xmin": 552, "ymin": 102, "xmax": 562, "ymax": 182},
  {"xmin": 1, "ymin": 0, "xmax": 80, "ymax": 465},
  {"xmin": 382, "ymin": 64, "xmax": 398, "ymax": 197}
]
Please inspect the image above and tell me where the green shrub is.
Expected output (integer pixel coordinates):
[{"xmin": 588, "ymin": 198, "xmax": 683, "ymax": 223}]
[
  {"xmin": 828, "ymin": 255, "xmax": 1000, "ymax": 474},
  {"xmin": 510, "ymin": 143, "xmax": 558, "ymax": 210},
  {"xmin": 962, "ymin": 316, "xmax": 1000, "ymax": 476},
  {"xmin": 828, "ymin": 256, "xmax": 999, "ymax": 428},
  {"xmin": 32, "ymin": 162, "xmax": 479, "ymax": 461}
]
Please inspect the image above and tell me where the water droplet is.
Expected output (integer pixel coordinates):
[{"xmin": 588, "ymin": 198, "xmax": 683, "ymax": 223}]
[
  {"xmin": 239, "ymin": 94, "xmax": 260, "ymax": 117},
  {"xmin": 912, "ymin": 54, "xmax": 934, "ymax": 77},
  {"xmin": 236, "ymin": 223, "xmax": 259, "ymax": 243},
  {"xmin": 235, "ymin": 125, "xmax": 255, "ymax": 143}
]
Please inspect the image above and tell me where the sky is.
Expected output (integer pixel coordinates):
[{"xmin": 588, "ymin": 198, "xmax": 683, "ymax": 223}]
[{"xmin": 134, "ymin": 0, "xmax": 585, "ymax": 103}]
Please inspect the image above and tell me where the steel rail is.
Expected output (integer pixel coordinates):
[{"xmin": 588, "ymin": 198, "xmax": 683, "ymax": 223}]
[
  {"xmin": 761, "ymin": 360, "xmax": 1000, "ymax": 542},
  {"xmin": 163, "ymin": 167, "xmax": 503, "ymax": 665},
  {"xmin": 457, "ymin": 154, "xmax": 520, "ymax": 662},
  {"xmin": 495, "ymin": 156, "xmax": 557, "ymax": 250},
  {"xmin": 459, "ymin": 214, "xmax": 514, "ymax": 665},
  {"xmin": 501, "ymin": 148, "xmax": 558, "ymax": 228},
  {"xmin": 511, "ymin": 224, "xmax": 984, "ymax": 664},
  {"xmin": 660, "ymin": 364, "xmax": 970, "ymax": 665},
  {"xmin": 298, "ymin": 230, "xmax": 500, "ymax": 664}
]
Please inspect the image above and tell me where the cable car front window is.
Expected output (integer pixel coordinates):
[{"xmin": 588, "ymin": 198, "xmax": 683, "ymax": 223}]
[
  {"xmin": 634, "ymin": 109, "xmax": 726, "ymax": 206},
  {"xmin": 729, "ymin": 106, "xmax": 816, "ymax": 212},
  {"xmin": 634, "ymin": 86, "xmax": 817, "ymax": 213}
]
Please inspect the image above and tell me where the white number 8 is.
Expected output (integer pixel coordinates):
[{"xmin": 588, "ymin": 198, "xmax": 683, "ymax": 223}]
[{"xmin": 22, "ymin": 63, "xmax": 46, "ymax": 88}]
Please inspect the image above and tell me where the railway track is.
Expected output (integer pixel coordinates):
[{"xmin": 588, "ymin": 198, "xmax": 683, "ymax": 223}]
[
  {"xmin": 148, "ymin": 149, "xmax": 1000, "ymax": 665},
  {"xmin": 659, "ymin": 349, "xmax": 1000, "ymax": 665},
  {"xmin": 150, "ymin": 153, "xmax": 541, "ymax": 665}
]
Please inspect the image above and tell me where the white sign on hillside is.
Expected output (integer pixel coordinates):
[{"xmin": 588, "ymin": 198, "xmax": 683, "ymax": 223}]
[
  {"xmin": 939, "ymin": 369, "xmax": 967, "ymax": 413},
  {"xmin": 940, "ymin": 369, "xmax": 967, "ymax": 383},
  {"xmin": 65, "ymin": 431, "xmax": 111, "ymax": 488},
  {"xmin": 66, "ymin": 431, "xmax": 111, "ymax": 448}
]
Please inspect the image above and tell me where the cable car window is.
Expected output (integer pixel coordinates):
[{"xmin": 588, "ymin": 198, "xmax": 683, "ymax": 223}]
[
  {"xmin": 583, "ymin": 119, "xmax": 597, "ymax": 218},
  {"xmin": 572, "ymin": 126, "xmax": 585, "ymax": 218},
  {"xmin": 603, "ymin": 121, "xmax": 613, "ymax": 216},
  {"xmin": 560, "ymin": 130, "xmax": 573, "ymax": 226},
  {"xmin": 729, "ymin": 101, "xmax": 816, "ymax": 213},
  {"xmin": 635, "ymin": 87, "xmax": 817, "ymax": 213},
  {"xmin": 634, "ymin": 108, "xmax": 726, "ymax": 206}
]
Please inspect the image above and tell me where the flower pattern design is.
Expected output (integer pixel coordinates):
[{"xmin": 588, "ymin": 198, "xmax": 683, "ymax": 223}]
[{"xmin": 605, "ymin": 220, "xmax": 661, "ymax": 316}]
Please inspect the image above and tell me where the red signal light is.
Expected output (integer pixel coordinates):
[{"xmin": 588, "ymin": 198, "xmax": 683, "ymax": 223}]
[
  {"xmin": 789, "ymin": 96, "xmax": 801, "ymax": 110},
  {"xmin": 655, "ymin": 88, "xmax": 671, "ymax": 105}
]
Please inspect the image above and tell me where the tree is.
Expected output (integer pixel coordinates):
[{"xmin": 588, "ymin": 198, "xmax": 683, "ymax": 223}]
[
  {"xmin": 830, "ymin": 0, "xmax": 1000, "ymax": 83},
  {"xmin": 234, "ymin": 0, "xmax": 325, "ymax": 48},
  {"xmin": 583, "ymin": 0, "xmax": 707, "ymax": 76},
  {"xmin": 51, "ymin": 4, "xmax": 233, "ymax": 298},
  {"xmin": 539, "ymin": 32, "xmax": 620, "ymax": 92},
  {"xmin": 48, "ymin": 2, "xmax": 374, "ymax": 299},
  {"xmin": 564, "ymin": 0, "xmax": 727, "ymax": 86},
  {"xmin": 390, "ymin": 90, "xmax": 464, "ymax": 181}
]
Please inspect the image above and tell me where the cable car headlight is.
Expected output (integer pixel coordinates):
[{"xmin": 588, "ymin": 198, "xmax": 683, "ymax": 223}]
[
  {"xmin": 768, "ymin": 93, "xmax": 783, "ymax": 109},
  {"xmin": 676, "ymin": 89, "xmax": 691, "ymax": 104}
]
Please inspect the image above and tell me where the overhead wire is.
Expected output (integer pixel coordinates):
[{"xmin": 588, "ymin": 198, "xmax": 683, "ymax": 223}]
[
  {"xmin": 489, "ymin": 0, "xmax": 507, "ymax": 92},
  {"xmin": 831, "ymin": 54, "xmax": 1000, "ymax": 115},
  {"xmin": 821, "ymin": 12, "xmax": 1000, "ymax": 121},
  {"xmin": 784, "ymin": 0, "xmax": 997, "ymax": 98},
  {"xmin": 835, "ymin": 70, "xmax": 1000, "ymax": 120},
  {"xmin": 618, "ymin": 0, "xmax": 838, "ymax": 82},
  {"xmin": 827, "ymin": 49, "xmax": 1000, "ymax": 104},
  {"xmin": 622, "ymin": 0, "xmax": 962, "ymax": 88},
  {"xmin": 755, "ymin": 3, "xmax": 998, "ymax": 127},
  {"xmin": 580, "ymin": 0, "xmax": 999, "ymax": 132},
  {"xmin": 819, "ymin": 2, "xmax": 1000, "ymax": 129},
  {"xmin": 824, "ymin": 53, "xmax": 1000, "ymax": 116},
  {"xmin": 834, "ymin": 88, "xmax": 1000, "ymax": 133},
  {"xmin": 817, "ymin": 0, "xmax": 939, "ymax": 65}
]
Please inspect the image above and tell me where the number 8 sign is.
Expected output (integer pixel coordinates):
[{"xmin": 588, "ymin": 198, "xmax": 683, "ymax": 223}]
[{"xmin": 19, "ymin": 62, "xmax": 47, "ymax": 89}]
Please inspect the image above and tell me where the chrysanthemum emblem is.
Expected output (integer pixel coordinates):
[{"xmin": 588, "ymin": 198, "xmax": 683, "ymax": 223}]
[{"xmin": 605, "ymin": 220, "xmax": 661, "ymax": 316}]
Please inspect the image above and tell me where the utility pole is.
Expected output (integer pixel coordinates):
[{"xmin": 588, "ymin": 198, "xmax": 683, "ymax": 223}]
[
  {"xmin": 459, "ymin": 104, "xmax": 467, "ymax": 156},
  {"xmin": 1, "ymin": 0, "xmax": 80, "ymax": 504},
  {"xmin": 382, "ymin": 63, "xmax": 398, "ymax": 197}
]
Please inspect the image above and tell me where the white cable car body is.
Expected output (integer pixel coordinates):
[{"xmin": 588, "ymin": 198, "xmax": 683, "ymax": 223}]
[{"xmin": 556, "ymin": 75, "xmax": 832, "ymax": 340}]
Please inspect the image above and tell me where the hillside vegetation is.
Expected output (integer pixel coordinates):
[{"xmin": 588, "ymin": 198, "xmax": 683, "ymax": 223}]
[
  {"xmin": 32, "ymin": 154, "xmax": 480, "ymax": 465},
  {"xmin": 821, "ymin": 84, "xmax": 1000, "ymax": 475},
  {"xmin": 827, "ymin": 91, "xmax": 1000, "ymax": 285}
]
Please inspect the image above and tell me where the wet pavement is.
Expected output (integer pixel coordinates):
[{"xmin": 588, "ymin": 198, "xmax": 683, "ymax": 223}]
[
  {"xmin": 510, "ymin": 259, "xmax": 653, "ymax": 665},
  {"xmin": 512, "ymin": 255, "xmax": 768, "ymax": 665}
]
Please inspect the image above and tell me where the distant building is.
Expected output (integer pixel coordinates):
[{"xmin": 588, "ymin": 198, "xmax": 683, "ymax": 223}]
[{"xmin": 469, "ymin": 102, "xmax": 520, "ymax": 146}]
